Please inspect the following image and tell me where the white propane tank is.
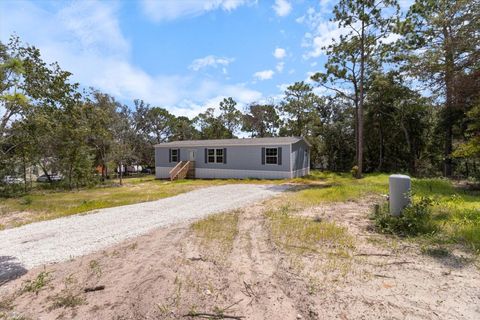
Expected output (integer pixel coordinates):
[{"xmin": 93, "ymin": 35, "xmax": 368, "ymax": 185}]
[{"xmin": 389, "ymin": 174, "xmax": 411, "ymax": 216}]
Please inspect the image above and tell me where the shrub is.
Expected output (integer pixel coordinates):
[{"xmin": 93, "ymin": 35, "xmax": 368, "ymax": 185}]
[
  {"xmin": 350, "ymin": 166, "xmax": 359, "ymax": 178},
  {"xmin": 22, "ymin": 271, "xmax": 50, "ymax": 294},
  {"xmin": 19, "ymin": 196, "xmax": 32, "ymax": 205},
  {"xmin": 372, "ymin": 197, "xmax": 436, "ymax": 236}
]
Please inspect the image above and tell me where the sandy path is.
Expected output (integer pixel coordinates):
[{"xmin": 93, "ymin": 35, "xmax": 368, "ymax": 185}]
[
  {"xmin": 1, "ymin": 196, "xmax": 479, "ymax": 319},
  {"xmin": 0, "ymin": 184, "xmax": 286, "ymax": 271}
]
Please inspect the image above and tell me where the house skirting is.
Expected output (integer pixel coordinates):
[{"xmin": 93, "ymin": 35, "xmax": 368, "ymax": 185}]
[
  {"xmin": 155, "ymin": 166, "xmax": 310, "ymax": 179},
  {"xmin": 292, "ymin": 167, "xmax": 310, "ymax": 178},
  {"xmin": 155, "ymin": 166, "xmax": 174, "ymax": 179}
]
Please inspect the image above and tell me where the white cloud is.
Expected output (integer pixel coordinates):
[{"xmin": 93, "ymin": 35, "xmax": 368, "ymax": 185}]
[
  {"xmin": 253, "ymin": 70, "xmax": 275, "ymax": 80},
  {"xmin": 272, "ymin": 0, "xmax": 292, "ymax": 17},
  {"xmin": 303, "ymin": 21, "xmax": 348, "ymax": 58},
  {"xmin": 58, "ymin": 1, "xmax": 129, "ymax": 56},
  {"xmin": 299, "ymin": 2, "xmax": 402, "ymax": 60},
  {"xmin": 189, "ymin": 55, "xmax": 234, "ymax": 71},
  {"xmin": 0, "ymin": 1, "xmax": 262, "ymax": 119},
  {"xmin": 141, "ymin": 0, "xmax": 253, "ymax": 22},
  {"xmin": 273, "ymin": 47, "xmax": 286, "ymax": 59},
  {"xmin": 276, "ymin": 62, "xmax": 284, "ymax": 72},
  {"xmin": 297, "ymin": 5, "xmax": 349, "ymax": 59}
]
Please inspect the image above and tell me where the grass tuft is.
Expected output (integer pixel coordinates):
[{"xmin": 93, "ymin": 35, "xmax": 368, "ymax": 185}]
[
  {"xmin": 49, "ymin": 292, "xmax": 85, "ymax": 310},
  {"xmin": 21, "ymin": 271, "xmax": 51, "ymax": 294},
  {"xmin": 371, "ymin": 197, "xmax": 437, "ymax": 237},
  {"xmin": 191, "ymin": 211, "xmax": 239, "ymax": 254},
  {"xmin": 292, "ymin": 172, "xmax": 389, "ymax": 204},
  {"xmin": 265, "ymin": 204, "xmax": 354, "ymax": 255}
]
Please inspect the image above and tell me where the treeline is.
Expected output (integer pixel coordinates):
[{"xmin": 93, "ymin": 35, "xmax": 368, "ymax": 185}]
[{"xmin": 1, "ymin": 0, "xmax": 479, "ymax": 192}]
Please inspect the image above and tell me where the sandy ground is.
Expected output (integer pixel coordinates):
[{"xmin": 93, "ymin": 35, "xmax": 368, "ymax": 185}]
[{"xmin": 0, "ymin": 196, "xmax": 479, "ymax": 320}]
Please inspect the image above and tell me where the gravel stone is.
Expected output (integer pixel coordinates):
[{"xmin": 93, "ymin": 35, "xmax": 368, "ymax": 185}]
[{"xmin": 0, "ymin": 184, "xmax": 286, "ymax": 270}]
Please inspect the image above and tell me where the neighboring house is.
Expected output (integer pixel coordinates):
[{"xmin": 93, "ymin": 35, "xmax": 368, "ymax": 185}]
[{"xmin": 154, "ymin": 137, "xmax": 310, "ymax": 180}]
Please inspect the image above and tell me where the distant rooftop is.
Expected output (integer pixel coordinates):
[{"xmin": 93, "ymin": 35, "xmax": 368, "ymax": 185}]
[{"xmin": 155, "ymin": 137, "xmax": 308, "ymax": 148}]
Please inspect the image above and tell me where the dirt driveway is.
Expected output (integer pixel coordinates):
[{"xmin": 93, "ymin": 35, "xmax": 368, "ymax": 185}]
[
  {"xmin": 0, "ymin": 184, "xmax": 286, "ymax": 275},
  {"xmin": 1, "ymin": 196, "xmax": 479, "ymax": 320}
]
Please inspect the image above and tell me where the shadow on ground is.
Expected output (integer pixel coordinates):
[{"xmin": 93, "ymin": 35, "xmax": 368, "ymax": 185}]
[{"xmin": 0, "ymin": 256, "xmax": 27, "ymax": 286}]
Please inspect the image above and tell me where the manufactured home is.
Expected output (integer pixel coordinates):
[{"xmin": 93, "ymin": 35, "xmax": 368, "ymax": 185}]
[{"xmin": 154, "ymin": 137, "xmax": 310, "ymax": 180}]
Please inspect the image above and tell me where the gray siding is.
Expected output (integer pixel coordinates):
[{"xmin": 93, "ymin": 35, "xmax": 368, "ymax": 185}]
[
  {"xmin": 156, "ymin": 144, "xmax": 291, "ymax": 172},
  {"xmin": 291, "ymin": 140, "xmax": 310, "ymax": 171}
]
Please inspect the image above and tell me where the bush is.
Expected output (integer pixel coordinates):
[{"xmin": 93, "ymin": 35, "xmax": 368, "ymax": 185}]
[
  {"xmin": 372, "ymin": 197, "xmax": 436, "ymax": 236},
  {"xmin": 350, "ymin": 166, "xmax": 359, "ymax": 178}
]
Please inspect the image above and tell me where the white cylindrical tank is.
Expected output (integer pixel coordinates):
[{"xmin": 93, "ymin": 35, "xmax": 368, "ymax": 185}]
[{"xmin": 389, "ymin": 174, "xmax": 411, "ymax": 216}]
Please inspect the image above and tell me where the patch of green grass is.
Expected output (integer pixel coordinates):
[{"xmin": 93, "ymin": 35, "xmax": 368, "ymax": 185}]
[
  {"xmin": 372, "ymin": 198, "xmax": 437, "ymax": 237},
  {"xmin": 21, "ymin": 271, "xmax": 51, "ymax": 294},
  {"xmin": 410, "ymin": 178, "xmax": 480, "ymax": 251},
  {"xmin": 0, "ymin": 175, "xmax": 282, "ymax": 228},
  {"xmin": 88, "ymin": 260, "xmax": 102, "ymax": 278},
  {"xmin": 292, "ymin": 172, "xmax": 389, "ymax": 204},
  {"xmin": 265, "ymin": 203, "xmax": 354, "ymax": 255},
  {"xmin": 292, "ymin": 173, "xmax": 479, "ymax": 252},
  {"xmin": 49, "ymin": 292, "xmax": 85, "ymax": 310},
  {"xmin": 191, "ymin": 211, "xmax": 240, "ymax": 253}
]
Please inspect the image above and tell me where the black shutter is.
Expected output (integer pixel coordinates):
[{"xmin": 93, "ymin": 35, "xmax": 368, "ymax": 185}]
[
  {"xmin": 278, "ymin": 147, "xmax": 282, "ymax": 165},
  {"xmin": 204, "ymin": 148, "xmax": 207, "ymax": 163},
  {"xmin": 261, "ymin": 147, "xmax": 265, "ymax": 165},
  {"xmin": 177, "ymin": 148, "xmax": 180, "ymax": 162},
  {"xmin": 223, "ymin": 148, "xmax": 227, "ymax": 164},
  {"xmin": 169, "ymin": 149, "xmax": 172, "ymax": 163}
]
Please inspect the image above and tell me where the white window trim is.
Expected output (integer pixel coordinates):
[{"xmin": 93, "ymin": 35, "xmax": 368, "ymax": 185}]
[
  {"xmin": 207, "ymin": 148, "xmax": 224, "ymax": 163},
  {"xmin": 265, "ymin": 147, "xmax": 278, "ymax": 165},
  {"xmin": 171, "ymin": 149, "xmax": 179, "ymax": 162}
]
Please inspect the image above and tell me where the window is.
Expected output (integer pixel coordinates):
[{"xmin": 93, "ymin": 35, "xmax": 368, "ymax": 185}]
[
  {"xmin": 265, "ymin": 147, "xmax": 278, "ymax": 164},
  {"xmin": 207, "ymin": 148, "xmax": 224, "ymax": 163},
  {"xmin": 208, "ymin": 149, "xmax": 215, "ymax": 163},
  {"xmin": 171, "ymin": 149, "xmax": 178, "ymax": 162}
]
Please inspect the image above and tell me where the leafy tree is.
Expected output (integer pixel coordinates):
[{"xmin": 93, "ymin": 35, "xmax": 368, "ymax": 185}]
[
  {"xmin": 171, "ymin": 116, "xmax": 199, "ymax": 141},
  {"xmin": 453, "ymin": 102, "xmax": 480, "ymax": 176},
  {"xmin": 1, "ymin": 38, "xmax": 29, "ymax": 182},
  {"xmin": 132, "ymin": 99, "xmax": 175, "ymax": 144},
  {"xmin": 279, "ymin": 81, "xmax": 322, "ymax": 137},
  {"xmin": 364, "ymin": 72, "xmax": 435, "ymax": 175},
  {"xmin": 0, "ymin": 38, "xmax": 28, "ymax": 140},
  {"xmin": 85, "ymin": 91, "xmax": 118, "ymax": 180},
  {"xmin": 131, "ymin": 100, "xmax": 177, "ymax": 166},
  {"xmin": 401, "ymin": 0, "xmax": 480, "ymax": 176},
  {"xmin": 111, "ymin": 105, "xmax": 137, "ymax": 185},
  {"xmin": 219, "ymin": 97, "xmax": 242, "ymax": 138},
  {"xmin": 312, "ymin": 96, "xmax": 356, "ymax": 171},
  {"xmin": 242, "ymin": 103, "xmax": 280, "ymax": 137},
  {"xmin": 194, "ymin": 107, "xmax": 232, "ymax": 139},
  {"xmin": 312, "ymin": 0, "xmax": 399, "ymax": 177}
]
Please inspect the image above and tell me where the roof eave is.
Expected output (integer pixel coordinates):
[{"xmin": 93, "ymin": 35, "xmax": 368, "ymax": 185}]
[{"xmin": 154, "ymin": 142, "xmax": 299, "ymax": 148}]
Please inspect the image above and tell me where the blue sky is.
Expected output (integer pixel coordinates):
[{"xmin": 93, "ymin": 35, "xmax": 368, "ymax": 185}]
[{"xmin": 0, "ymin": 0, "xmax": 410, "ymax": 118}]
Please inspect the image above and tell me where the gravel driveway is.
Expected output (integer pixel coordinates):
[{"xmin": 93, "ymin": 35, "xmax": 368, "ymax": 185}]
[{"xmin": 0, "ymin": 184, "xmax": 285, "ymax": 273}]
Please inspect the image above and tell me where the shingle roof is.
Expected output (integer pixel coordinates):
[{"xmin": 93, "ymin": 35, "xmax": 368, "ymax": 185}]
[{"xmin": 154, "ymin": 137, "xmax": 309, "ymax": 148}]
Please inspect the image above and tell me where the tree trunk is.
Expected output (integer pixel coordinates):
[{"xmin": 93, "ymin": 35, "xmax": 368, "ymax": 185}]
[
  {"xmin": 357, "ymin": 9, "xmax": 365, "ymax": 178},
  {"xmin": 119, "ymin": 161, "xmax": 123, "ymax": 186},
  {"xmin": 22, "ymin": 152, "xmax": 27, "ymax": 193},
  {"xmin": 378, "ymin": 123, "xmax": 384, "ymax": 171},
  {"xmin": 443, "ymin": 25, "xmax": 454, "ymax": 177},
  {"xmin": 400, "ymin": 121, "xmax": 416, "ymax": 176}
]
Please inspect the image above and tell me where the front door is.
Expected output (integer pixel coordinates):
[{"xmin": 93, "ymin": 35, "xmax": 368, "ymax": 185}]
[{"xmin": 189, "ymin": 150, "xmax": 196, "ymax": 161}]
